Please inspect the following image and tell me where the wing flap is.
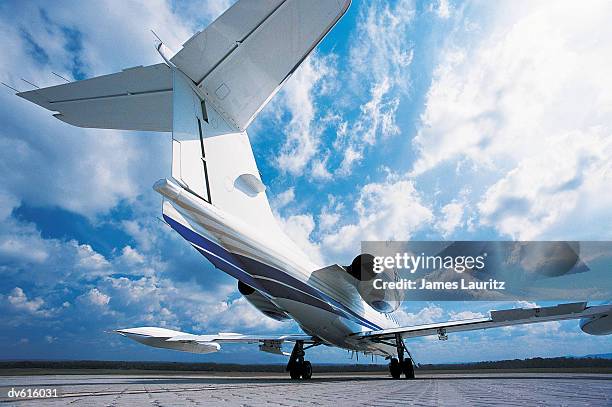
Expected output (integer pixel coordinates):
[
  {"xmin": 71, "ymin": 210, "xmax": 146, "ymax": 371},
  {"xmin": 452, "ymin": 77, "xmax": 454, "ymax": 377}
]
[
  {"xmin": 354, "ymin": 302, "xmax": 612, "ymax": 341},
  {"xmin": 17, "ymin": 64, "xmax": 173, "ymax": 131}
]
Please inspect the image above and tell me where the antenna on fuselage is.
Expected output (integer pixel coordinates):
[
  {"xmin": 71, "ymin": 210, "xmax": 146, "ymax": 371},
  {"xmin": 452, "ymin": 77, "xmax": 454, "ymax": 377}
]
[{"xmin": 151, "ymin": 29, "xmax": 175, "ymax": 67}]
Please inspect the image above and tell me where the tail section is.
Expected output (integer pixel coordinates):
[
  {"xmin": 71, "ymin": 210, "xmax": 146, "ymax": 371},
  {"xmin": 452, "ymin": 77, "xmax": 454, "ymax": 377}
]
[
  {"xmin": 17, "ymin": 0, "xmax": 353, "ymax": 271},
  {"xmin": 169, "ymin": 67, "xmax": 294, "ymax": 246},
  {"xmin": 170, "ymin": 69, "xmax": 216, "ymax": 202}
]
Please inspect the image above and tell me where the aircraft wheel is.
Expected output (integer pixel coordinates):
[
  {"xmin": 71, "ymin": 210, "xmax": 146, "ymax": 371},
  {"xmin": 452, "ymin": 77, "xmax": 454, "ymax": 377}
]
[
  {"xmin": 402, "ymin": 359, "xmax": 415, "ymax": 379},
  {"xmin": 290, "ymin": 363, "xmax": 302, "ymax": 380},
  {"xmin": 389, "ymin": 358, "xmax": 401, "ymax": 379},
  {"xmin": 301, "ymin": 361, "xmax": 312, "ymax": 379}
]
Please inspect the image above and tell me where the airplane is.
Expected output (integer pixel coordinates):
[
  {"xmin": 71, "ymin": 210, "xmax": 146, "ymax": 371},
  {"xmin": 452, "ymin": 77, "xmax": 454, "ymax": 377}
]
[{"xmin": 14, "ymin": 0, "xmax": 612, "ymax": 380}]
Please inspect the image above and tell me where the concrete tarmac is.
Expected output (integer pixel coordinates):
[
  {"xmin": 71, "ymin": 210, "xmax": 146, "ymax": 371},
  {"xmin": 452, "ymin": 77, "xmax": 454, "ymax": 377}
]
[{"xmin": 1, "ymin": 372, "xmax": 611, "ymax": 406}]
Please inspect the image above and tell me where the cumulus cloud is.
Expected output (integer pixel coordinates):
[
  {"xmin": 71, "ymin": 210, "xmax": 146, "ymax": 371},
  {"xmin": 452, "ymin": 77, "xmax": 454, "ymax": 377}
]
[
  {"xmin": 277, "ymin": 214, "xmax": 324, "ymax": 267},
  {"xmin": 275, "ymin": 53, "xmax": 338, "ymax": 176},
  {"xmin": 448, "ymin": 310, "xmax": 484, "ymax": 321},
  {"xmin": 0, "ymin": 0, "xmax": 197, "ymax": 219},
  {"xmin": 395, "ymin": 304, "xmax": 444, "ymax": 326},
  {"xmin": 318, "ymin": 210, "xmax": 341, "ymax": 233},
  {"xmin": 0, "ymin": 216, "xmax": 114, "ymax": 286},
  {"xmin": 215, "ymin": 297, "xmax": 289, "ymax": 331},
  {"xmin": 321, "ymin": 172, "xmax": 432, "ymax": 261},
  {"xmin": 6, "ymin": 287, "xmax": 51, "ymax": 317},
  {"xmin": 0, "ymin": 235, "xmax": 49, "ymax": 264},
  {"xmin": 435, "ymin": 201, "xmax": 464, "ymax": 238},
  {"xmin": 434, "ymin": 0, "xmax": 451, "ymax": 19},
  {"xmin": 79, "ymin": 288, "xmax": 110, "ymax": 307},
  {"xmin": 118, "ymin": 246, "xmax": 145, "ymax": 266},
  {"xmin": 272, "ymin": 188, "xmax": 295, "ymax": 211},
  {"xmin": 336, "ymin": 0, "xmax": 415, "ymax": 174},
  {"xmin": 412, "ymin": 0, "xmax": 612, "ymax": 239}
]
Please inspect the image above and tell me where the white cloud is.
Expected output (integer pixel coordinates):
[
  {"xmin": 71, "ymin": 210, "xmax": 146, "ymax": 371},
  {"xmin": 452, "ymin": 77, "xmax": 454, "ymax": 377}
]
[
  {"xmin": 7, "ymin": 287, "xmax": 50, "ymax": 316},
  {"xmin": 275, "ymin": 54, "xmax": 337, "ymax": 176},
  {"xmin": 0, "ymin": 215, "xmax": 116, "ymax": 287},
  {"xmin": 435, "ymin": 0, "xmax": 451, "ymax": 19},
  {"xmin": 318, "ymin": 210, "xmax": 340, "ymax": 233},
  {"xmin": 449, "ymin": 310, "xmax": 484, "ymax": 321},
  {"xmin": 76, "ymin": 244, "xmax": 111, "ymax": 272},
  {"xmin": 278, "ymin": 214, "xmax": 324, "ymax": 266},
  {"xmin": 337, "ymin": 145, "xmax": 364, "ymax": 176},
  {"xmin": 44, "ymin": 335, "xmax": 57, "ymax": 343},
  {"xmin": 435, "ymin": 201, "xmax": 464, "ymax": 237},
  {"xmin": 80, "ymin": 288, "xmax": 110, "ymax": 307},
  {"xmin": 395, "ymin": 304, "xmax": 444, "ymax": 326},
  {"xmin": 478, "ymin": 129, "xmax": 612, "ymax": 239},
  {"xmin": 272, "ymin": 188, "xmax": 295, "ymax": 211},
  {"xmin": 311, "ymin": 156, "xmax": 333, "ymax": 180},
  {"xmin": 121, "ymin": 220, "xmax": 158, "ymax": 252},
  {"xmin": 0, "ymin": 236, "xmax": 49, "ymax": 264},
  {"xmin": 412, "ymin": 0, "xmax": 612, "ymax": 239},
  {"xmin": 502, "ymin": 320, "xmax": 561, "ymax": 336},
  {"xmin": 217, "ymin": 297, "xmax": 289, "ymax": 331},
  {"xmin": 336, "ymin": 0, "xmax": 415, "ymax": 174},
  {"xmin": 349, "ymin": 0, "xmax": 415, "ymax": 86},
  {"xmin": 118, "ymin": 245, "xmax": 145, "ymax": 266},
  {"xmin": 321, "ymin": 172, "xmax": 432, "ymax": 261}
]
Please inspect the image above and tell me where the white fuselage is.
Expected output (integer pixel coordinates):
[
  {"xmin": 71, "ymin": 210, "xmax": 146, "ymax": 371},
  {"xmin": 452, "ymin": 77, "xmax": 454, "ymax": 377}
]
[{"xmin": 156, "ymin": 178, "xmax": 399, "ymax": 357}]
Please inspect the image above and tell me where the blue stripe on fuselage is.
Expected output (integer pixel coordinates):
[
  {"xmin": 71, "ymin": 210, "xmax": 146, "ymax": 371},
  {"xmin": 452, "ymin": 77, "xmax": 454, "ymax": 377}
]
[{"xmin": 163, "ymin": 214, "xmax": 381, "ymax": 331}]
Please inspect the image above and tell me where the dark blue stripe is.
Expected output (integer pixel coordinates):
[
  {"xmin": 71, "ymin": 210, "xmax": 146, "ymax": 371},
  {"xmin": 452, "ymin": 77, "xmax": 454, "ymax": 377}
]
[
  {"xmin": 235, "ymin": 253, "xmax": 382, "ymax": 330},
  {"xmin": 163, "ymin": 214, "xmax": 382, "ymax": 330}
]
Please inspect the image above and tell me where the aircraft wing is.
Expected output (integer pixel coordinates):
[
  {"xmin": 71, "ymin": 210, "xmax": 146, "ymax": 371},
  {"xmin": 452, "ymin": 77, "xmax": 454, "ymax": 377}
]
[
  {"xmin": 170, "ymin": 0, "xmax": 351, "ymax": 131},
  {"xmin": 16, "ymin": 64, "xmax": 173, "ymax": 131},
  {"xmin": 353, "ymin": 302, "xmax": 612, "ymax": 341},
  {"xmin": 114, "ymin": 327, "xmax": 315, "ymax": 355}
]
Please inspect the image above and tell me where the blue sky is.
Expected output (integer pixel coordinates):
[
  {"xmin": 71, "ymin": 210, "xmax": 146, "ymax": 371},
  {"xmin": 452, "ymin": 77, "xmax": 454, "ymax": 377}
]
[{"xmin": 0, "ymin": 0, "xmax": 611, "ymax": 364}]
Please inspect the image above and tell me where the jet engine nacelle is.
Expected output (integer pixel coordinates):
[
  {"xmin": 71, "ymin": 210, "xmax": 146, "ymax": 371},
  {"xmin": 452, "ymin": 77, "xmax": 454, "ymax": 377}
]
[
  {"xmin": 580, "ymin": 313, "xmax": 612, "ymax": 335},
  {"xmin": 346, "ymin": 254, "xmax": 404, "ymax": 314},
  {"xmin": 345, "ymin": 253, "xmax": 377, "ymax": 281},
  {"xmin": 238, "ymin": 281, "xmax": 291, "ymax": 321}
]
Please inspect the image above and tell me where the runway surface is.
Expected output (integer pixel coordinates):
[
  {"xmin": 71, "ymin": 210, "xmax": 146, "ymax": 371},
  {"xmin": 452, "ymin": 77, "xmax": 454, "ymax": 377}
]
[{"xmin": 1, "ymin": 372, "xmax": 611, "ymax": 406}]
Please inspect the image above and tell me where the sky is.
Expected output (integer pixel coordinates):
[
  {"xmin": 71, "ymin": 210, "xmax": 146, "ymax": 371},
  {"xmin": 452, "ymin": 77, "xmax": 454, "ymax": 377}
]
[{"xmin": 0, "ymin": 0, "xmax": 611, "ymax": 364}]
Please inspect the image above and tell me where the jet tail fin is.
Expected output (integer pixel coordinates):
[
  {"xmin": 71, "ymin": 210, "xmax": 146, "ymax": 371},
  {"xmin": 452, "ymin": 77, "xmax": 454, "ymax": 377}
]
[{"xmin": 169, "ymin": 68, "xmax": 291, "ymax": 241}]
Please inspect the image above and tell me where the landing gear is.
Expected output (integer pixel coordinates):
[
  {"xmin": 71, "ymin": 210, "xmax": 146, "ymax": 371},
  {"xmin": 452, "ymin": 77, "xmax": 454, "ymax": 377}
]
[
  {"xmin": 389, "ymin": 333, "xmax": 415, "ymax": 379},
  {"xmin": 286, "ymin": 340, "xmax": 313, "ymax": 380},
  {"xmin": 301, "ymin": 360, "xmax": 312, "ymax": 379},
  {"xmin": 401, "ymin": 358, "xmax": 415, "ymax": 379},
  {"xmin": 389, "ymin": 357, "xmax": 402, "ymax": 379}
]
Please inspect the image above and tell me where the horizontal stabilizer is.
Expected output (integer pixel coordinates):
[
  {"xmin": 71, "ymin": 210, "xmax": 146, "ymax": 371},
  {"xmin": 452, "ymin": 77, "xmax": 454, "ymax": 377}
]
[
  {"xmin": 171, "ymin": 0, "xmax": 351, "ymax": 130},
  {"xmin": 17, "ymin": 64, "xmax": 173, "ymax": 131}
]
